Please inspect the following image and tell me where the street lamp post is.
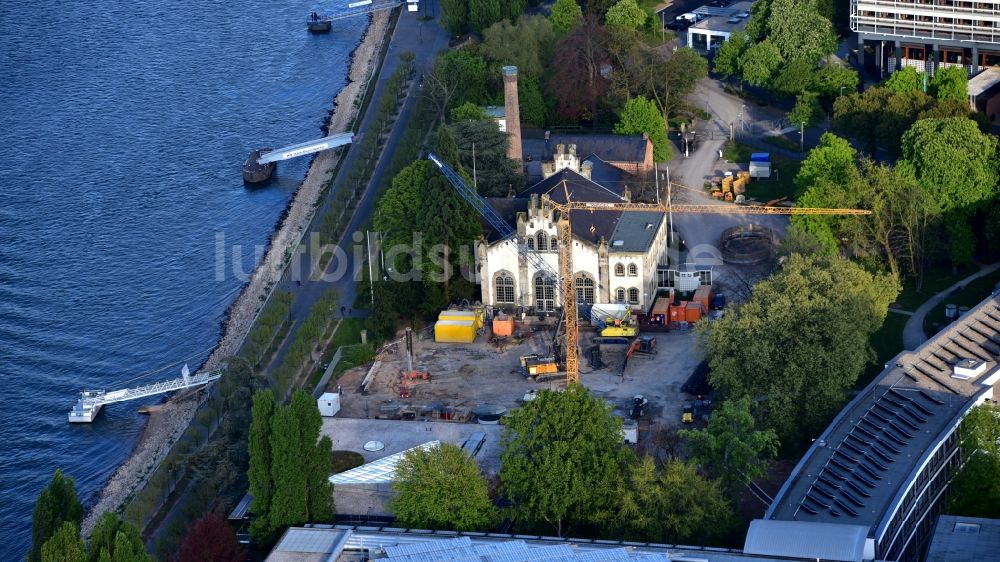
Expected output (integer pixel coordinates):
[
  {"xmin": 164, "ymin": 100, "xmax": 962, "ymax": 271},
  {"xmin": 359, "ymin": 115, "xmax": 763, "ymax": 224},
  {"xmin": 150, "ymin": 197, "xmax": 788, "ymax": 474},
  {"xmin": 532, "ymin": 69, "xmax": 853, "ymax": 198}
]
[
  {"xmin": 840, "ymin": 85, "xmax": 846, "ymax": 97},
  {"xmin": 800, "ymin": 122, "xmax": 805, "ymax": 153}
]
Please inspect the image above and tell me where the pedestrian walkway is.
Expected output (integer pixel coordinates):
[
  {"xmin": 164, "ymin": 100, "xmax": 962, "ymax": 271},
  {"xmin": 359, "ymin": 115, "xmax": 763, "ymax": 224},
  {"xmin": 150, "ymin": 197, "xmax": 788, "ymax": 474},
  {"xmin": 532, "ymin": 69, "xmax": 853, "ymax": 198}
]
[{"xmin": 902, "ymin": 262, "xmax": 1000, "ymax": 350}]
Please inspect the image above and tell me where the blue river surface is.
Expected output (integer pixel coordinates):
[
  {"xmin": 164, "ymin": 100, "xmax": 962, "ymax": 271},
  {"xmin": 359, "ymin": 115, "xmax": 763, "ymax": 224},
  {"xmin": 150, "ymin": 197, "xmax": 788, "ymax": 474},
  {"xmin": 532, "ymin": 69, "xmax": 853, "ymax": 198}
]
[{"xmin": 0, "ymin": 0, "xmax": 364, "ymax": 555}]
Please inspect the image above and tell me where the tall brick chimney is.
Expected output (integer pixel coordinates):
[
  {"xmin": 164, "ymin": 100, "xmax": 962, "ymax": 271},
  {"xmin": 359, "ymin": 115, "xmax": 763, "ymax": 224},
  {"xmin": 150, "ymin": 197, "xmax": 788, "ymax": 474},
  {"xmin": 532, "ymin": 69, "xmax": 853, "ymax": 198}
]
[{"xmin": 502, "ymin": 66, "xmax": 522, "ymax": 162}]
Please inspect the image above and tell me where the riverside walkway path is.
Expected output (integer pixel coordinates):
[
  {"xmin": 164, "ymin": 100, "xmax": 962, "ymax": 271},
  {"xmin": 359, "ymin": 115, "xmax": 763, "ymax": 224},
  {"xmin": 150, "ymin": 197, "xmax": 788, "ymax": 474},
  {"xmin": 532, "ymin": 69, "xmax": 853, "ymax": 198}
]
[{"xmin": 902, "ymin": 262, "xmax": 1000, "ymax": 350}]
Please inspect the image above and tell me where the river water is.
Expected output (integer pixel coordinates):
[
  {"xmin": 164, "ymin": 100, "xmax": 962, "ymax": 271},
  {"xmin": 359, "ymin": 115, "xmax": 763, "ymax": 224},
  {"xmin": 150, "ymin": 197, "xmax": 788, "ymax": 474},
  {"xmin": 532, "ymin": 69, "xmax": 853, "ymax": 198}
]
[{"xmin": 0, "ymin": 0, "xmax": 363, "ymax": 554}]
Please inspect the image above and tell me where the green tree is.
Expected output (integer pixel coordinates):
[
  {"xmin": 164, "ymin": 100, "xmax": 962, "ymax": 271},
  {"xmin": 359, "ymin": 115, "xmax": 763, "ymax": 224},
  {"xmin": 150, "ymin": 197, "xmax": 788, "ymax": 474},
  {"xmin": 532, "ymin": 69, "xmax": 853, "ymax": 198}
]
[
  {"xmin": 705, "ymin": 254, "xmax": 899, "ymax": 448},
  {"xmin": 469, "ymin": 0, "xmax": 503, "ymax": 35},
  {"xmin": 832, "ymin": 87, "xmax": 935, "ymax": 156},
  {"xmin": 605, "ymin": 0, "xmax": 646, "ymax": 30},
  {"xmin": 582, "ymin": 0, "xmax": 616, "ymax": 15},
  {"xmin": 611, "ymin": 457, "xmax": 734, "ymax": 544},
  {"xmin": 769, "ymin": 57, "xmax": 815, "ymax": 96},
  {"xmin": 450, "ymin": 102, "xmax": 490, "ymax": 122},
  {"xmin": 440, "ymin": 0, "xmax": 469, "ymax": 35},
  {"xmin": 480, "ymin": 15, "xmax": 556, "ymax": 80},
  {"xmin": 898, "ymin": 117, "xmax": 1000, "ymax": 267},
  {"xmin": 810, "ymin": 64, "xmax": 859, "ymax": 98},
  {"xmin": 741, "ymin": 39, "xmax": 782, "ymax": 87},
  {"xmin": 291, "ymin": 390, "xmax": 335, "ymax": 522},
  {"xmin": 425, "ymin": 50, "xmax": 489, "ymax": 122},
  {"xmin": 550, "ymin": 15, "xmax": 611, "ymax": 121},
  {"xmin": 794, "ymin": 132, "xmax": 857, "ymax": 196},
  {"xmin": 613, "ymin": 96, "xmax": 670, "ymax": 161},
  {"xmin": 40, "ymin": 522, "xmax": 85, "ymax": 562},
  {"xmin": 88, "ymin": 513, "xmax": 148, "ymax": 562},
  {"xmin": 450, "ymin": 119, "xmax": 522, "ymax": 196},
  {"xmin": 679, "ymin": 398, "xmax": 779, "ymax": 496},
  {"xmin": 787, "ymin": 91, "xmax": 824, "ymax": 127},
  {"xmin": 713, "ymin": 31, "xmax": 747, "ymax": 83},
  {"xmin": 517, "ymin": 75, "xmax": 548, "ymax": 126},
  {"xmin": 268, "ymin": 406, "xmax": 307, "ymax": 530},
  {"xmin": 930, "ymin": 66, "xmax": 969, "ymax": 102},
  {"xmin": 948, "ymin": 405, "xmax": 1000, "ymax": 518},
  {"xmin": 31, "ymin": 470, "xmax": 84, "ymax": 562},
  {"xmin": 882, "ymin": 66, "xmax": 923, "ymax": 93},
  {"xmin": 247, "ymin": 389, "xmax": 275, "ymax": 541},
  {"xmin": 500, "ymin": 386, "xmax": 629, "ymax": 536},
  {"xmin": 550, "ymin": 0, "xmax": 583, "ymax": 35},
  {"xmin": 767, "ymin": 0, "xmax": 837, "ymax": 63},
  {"xmin": 391, "ymin": 443, "xmax": 497, "ymax": 530}
]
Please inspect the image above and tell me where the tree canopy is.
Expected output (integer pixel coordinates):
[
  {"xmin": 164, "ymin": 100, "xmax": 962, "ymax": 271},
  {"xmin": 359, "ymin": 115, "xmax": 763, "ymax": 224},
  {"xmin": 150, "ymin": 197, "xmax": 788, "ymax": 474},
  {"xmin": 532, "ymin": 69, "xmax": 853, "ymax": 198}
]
[
  {"xmin": 898, "ymin": 117, "xmax": 999, "ymax": 266},
  {"xmin": 88, "ymin": 512, "xmax": 148, "ymax": 562},
  {"xmin": 605, "ymin": 0, "xmax": 647, "ymax": 30},
  {"xmin": 704, "ymin": 254, "xmax": 899, "ymax": 448},
  {"xmin": 500, "ymin": 386, "xmax": 629, "ymax": 536},
  {"xmin": 391, "ymin": 443, "xmax": 497, "ymax": 531},
  {"xmin": 40, "ymin": 522, "xmax": 85, "ymax": 562},
  {"xmin": 930, "ymin": 66, "xmax": 968, "ymax": 102},
  {"xmin": 948, "ymin": 404, "xmax": 1000, "ymax": 518},
  {"xmin": 767, "ymin": 0, "xmax": 837, "ymax": 64},
  {"xmin": 480, "ymin": 15, "xmax": 556, "ymax": 80},
  {"xmin": 175, "ymin": 512, "xmax": 247, "ymax": 562},
  {"xmin": 613, "ymin": 96, "xmax": 670, "ymax": 161},
  {"xmin": 883, "ymin": 66, "xmax": 923, "ymax": 93},
  {"xmin": 741, "ymin": 40, "xmax": 782, "ymax": 87},
  {"xmin": 679, "ymin": 398, "xmax": 779, "ymax": 496},
  {"xmin": 440, "ymin": 0, "xmax": 469, "ymax": 35},
  {"xmin": 248, "ymin": 389, "xmax": 335, "ymax": 542},
  {"xmin": 31, "ymin": 470, "xmax": 84, "ymax": 562},
  {"xmin": 550, "ymin": 16, "xmax": 610, "ymax": 121},
  {"xmin": 608, "ymin": 457, "xmax": 734, "ymax": 544},
  {"xmin": 550, "ymin": 0, "xmax": 583, "ymax": 35}
]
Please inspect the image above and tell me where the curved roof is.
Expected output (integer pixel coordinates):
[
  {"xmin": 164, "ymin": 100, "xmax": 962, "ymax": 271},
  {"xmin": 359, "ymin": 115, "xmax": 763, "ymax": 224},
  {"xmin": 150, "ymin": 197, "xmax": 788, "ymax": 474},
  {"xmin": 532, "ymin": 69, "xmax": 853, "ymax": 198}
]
[{"xmin": 743, "ymin": 520, "xmax": 870, "ymax": 562}]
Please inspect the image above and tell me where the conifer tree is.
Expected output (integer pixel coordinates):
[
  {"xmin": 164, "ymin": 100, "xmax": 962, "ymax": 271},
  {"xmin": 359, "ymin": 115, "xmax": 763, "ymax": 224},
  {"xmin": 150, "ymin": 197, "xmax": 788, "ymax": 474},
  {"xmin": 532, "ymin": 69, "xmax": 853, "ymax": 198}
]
[{"xmin": 30, "ymin": 470, "xmax": 84, "ymax": 562}]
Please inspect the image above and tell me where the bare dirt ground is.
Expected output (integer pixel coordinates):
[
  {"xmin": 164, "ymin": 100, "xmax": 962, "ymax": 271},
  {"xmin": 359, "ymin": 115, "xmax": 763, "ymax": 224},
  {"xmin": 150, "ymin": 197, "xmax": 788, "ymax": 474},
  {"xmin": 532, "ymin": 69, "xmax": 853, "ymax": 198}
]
[{"xmin": 332, "ymin": 320, "xmax": 707, "ymax": 431}]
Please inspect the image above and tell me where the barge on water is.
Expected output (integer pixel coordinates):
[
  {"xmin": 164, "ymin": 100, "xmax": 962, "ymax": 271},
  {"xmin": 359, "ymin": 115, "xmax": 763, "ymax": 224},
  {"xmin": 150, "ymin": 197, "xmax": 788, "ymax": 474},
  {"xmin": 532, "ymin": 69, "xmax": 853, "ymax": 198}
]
[
  {"xmin": 243, "ymin": 148, "xmax": 276, "ymax": 185},
  {"xmin": 307, "ymin": 12, "xmax": 333, "ymax": 32}
]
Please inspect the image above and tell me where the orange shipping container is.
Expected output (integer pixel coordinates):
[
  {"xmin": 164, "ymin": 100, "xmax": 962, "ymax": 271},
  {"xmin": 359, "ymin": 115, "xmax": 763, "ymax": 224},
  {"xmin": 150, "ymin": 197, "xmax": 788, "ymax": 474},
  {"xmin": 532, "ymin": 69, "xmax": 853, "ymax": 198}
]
[
  {"xmin": 670, "ymin": 302, "xmax": 686, "ymax": 323},
  {"xmin": 685, "ymin": 302, "xmax": 702, "ymax": 323},
  {"xmin": 693, "ymin": 286, "xmax": 714, "ymax": 312},
  {"xmin": 651, "ymin": 296, "xmax": 672, "ymax": 316},
  {"xmin": 492, "ymin": 315, "xmax": 515, "ymax": 337}
]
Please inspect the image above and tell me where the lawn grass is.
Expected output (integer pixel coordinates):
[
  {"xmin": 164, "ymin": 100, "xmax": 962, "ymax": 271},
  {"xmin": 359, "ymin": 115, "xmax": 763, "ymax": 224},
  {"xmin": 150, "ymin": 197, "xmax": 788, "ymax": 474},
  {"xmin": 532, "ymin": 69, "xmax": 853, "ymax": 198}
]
[
  {"xmin": 331, "ymin": 450, "xmax": 365, "ymax": 473},
  {"xmin": 922, "ymin": 268, "xmax": 1000, "ymax": 337},
  {"xmin": 722, "ymin": 141, "xmax": 801, "ymax": 202},
  {"xmin": 860, "ymin": 312, "xmax": 908, "ymax": 388},
  {"xmin": 335, "ymin": 343, "xmax": 377, "ymax": 375},
  {"xmin": 893, "ymin": 264, "xmax": 976, "ymax": 311}
]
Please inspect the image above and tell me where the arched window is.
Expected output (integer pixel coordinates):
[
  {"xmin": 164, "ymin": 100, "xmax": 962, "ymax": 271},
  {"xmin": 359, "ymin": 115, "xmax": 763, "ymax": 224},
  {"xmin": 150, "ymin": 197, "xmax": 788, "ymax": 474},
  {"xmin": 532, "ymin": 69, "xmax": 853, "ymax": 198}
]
[
  {"xmin": 550, "ymin": 237, "xmax": 558, "ymax": 251},
  {"xmin": 628, "ymin": 288, "xmax": 639, "ymax": 304},
  {"xmin": 616, "ymin": 288, "xmax": 626, "ymax": 303},
  {"xmin": 614, "ymin": 263, "xmax": 625, "ymax": 277},
  {"xmin": 536, "ymin": 232, "xmax": 547, "ymax": 251},
  {"xmin": 526, "ymin": 237, "xmax": 534, "ymax": 250},
  {"xmin": 494, "ymin": 273, "xmax": 514, "ymax": 304},
  {"xmin": 575, "ymin": 275, "xmax": 595, "ymax": 305},
  {"xmin": 534, "ymin": 276, "xmax": 555, "ymax": 311},
  {"xmin": 627, "ymin": 263, "xmax": 638, "ymax": 277}
]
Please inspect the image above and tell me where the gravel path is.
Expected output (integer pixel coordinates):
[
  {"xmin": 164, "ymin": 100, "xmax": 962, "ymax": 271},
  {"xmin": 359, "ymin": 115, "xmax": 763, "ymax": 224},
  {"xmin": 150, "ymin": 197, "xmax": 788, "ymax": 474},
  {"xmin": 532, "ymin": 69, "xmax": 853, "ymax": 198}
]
[{"xmin": 81, "ymin": 12, "xmax": 390, "ymax": 535}]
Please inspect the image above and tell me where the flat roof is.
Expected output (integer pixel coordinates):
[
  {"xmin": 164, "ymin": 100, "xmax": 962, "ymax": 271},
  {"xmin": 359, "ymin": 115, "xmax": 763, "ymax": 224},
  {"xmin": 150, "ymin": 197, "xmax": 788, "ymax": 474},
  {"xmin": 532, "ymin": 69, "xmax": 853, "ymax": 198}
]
[
  {"xmin": 275, "ymin": 525, "xmax": 838, "ymax": 561},
  {"xmin": 968, "ymin": 68, "xmax": 1000, "ymax": 98},
  {"xmin": 925, "ymin": 515, "xmax": 1000, "ymax": 562},
  {"xmin": 768, "ymin": 295, "xmax": 1000, "ymax": 535},
  {"xmin": 266, "ymin": 527, "xmax": 351, "ymax": 562},
  {"xmin": 329, "ymin": 441, "xmax": 438, "ymax": 485},
  {"xmin": 690, "ymin": 1, "xmax": 755, "ymax": 34},
  {"xmin": 743, "ymin": 520, "xmax": 869, "ymax": 562}
]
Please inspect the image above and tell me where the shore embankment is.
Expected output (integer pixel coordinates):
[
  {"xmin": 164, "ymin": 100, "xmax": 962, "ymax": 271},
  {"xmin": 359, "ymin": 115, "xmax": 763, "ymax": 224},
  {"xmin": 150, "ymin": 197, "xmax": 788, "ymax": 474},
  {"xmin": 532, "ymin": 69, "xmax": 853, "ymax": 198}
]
[{"xmin": 81, "ymin": 11, "xmax": 391, "ymax": 535}]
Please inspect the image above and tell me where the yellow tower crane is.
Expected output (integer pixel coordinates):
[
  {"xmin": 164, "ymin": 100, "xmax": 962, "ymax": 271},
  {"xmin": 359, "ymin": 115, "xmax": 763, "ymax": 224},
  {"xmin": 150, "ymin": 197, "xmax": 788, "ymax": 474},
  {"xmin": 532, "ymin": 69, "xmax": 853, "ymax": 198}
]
[{"xmin": 428, "ymin": 153, "xmax": 870, "ymax": 385}]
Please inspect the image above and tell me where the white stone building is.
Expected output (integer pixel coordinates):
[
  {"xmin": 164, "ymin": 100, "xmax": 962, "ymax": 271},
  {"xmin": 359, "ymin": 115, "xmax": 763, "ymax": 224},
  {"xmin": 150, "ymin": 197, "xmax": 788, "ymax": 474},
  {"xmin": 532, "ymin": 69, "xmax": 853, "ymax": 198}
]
[{"xmin": 476, "ymin": 147, "xmax": 669, "ymax": 313}]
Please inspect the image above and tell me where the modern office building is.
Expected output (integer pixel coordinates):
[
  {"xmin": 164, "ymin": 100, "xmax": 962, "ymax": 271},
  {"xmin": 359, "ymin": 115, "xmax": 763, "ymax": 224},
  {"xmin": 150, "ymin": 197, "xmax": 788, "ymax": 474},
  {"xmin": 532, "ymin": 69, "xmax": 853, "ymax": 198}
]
[
  {"xmin": 765, "ymin": 295, "xmax": 1000, "ymax": 561},
  {"xmin": 851, "ymin": 0, "xmax": 1000, "ymax": 76}
]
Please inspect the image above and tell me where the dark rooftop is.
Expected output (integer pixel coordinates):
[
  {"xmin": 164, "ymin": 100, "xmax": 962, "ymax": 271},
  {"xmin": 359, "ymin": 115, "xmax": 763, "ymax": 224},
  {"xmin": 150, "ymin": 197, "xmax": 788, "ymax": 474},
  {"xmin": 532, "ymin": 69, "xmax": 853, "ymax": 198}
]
[
  {"xmin": 768, "ymin": 295, "xmax": 1000, "ymax": 535},
  {"xmin": 925, "ymin": 515, "xmax": 1000, "ymax": 562},
  {"xmin": 547, "ymin": 134, "xmax": 649, "ymax": 164},
  {"xmin": 481, "ymin": 168, "xmax": 662, "ymax": 252}
]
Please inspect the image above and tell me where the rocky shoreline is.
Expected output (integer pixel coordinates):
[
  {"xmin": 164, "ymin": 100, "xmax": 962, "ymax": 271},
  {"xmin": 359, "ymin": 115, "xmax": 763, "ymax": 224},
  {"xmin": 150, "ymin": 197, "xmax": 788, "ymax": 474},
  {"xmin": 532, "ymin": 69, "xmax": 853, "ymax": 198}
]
[{"xmin": 81, "ymin": 10, "xmax": 391, "ymax": 535}]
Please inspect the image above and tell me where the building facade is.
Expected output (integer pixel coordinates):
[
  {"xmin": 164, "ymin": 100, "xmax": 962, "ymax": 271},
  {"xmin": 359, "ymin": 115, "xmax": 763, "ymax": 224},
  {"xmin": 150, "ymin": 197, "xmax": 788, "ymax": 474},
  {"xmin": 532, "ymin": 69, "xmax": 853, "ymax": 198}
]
[
  {"xmin": 475, "ymin": 149, "xmax": 668, "ymax": 314},
  {"xmin": 852, "ymin": 0, "xmax": 1000, "ymax": 76}
]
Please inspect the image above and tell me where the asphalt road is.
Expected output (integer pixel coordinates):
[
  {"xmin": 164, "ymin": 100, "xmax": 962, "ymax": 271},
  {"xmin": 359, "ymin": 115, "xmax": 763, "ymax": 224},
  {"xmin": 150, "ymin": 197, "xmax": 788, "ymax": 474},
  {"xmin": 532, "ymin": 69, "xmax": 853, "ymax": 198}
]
[{"xmin": 261, "ymin": 3, "xmax": 450, "ymax": 375}]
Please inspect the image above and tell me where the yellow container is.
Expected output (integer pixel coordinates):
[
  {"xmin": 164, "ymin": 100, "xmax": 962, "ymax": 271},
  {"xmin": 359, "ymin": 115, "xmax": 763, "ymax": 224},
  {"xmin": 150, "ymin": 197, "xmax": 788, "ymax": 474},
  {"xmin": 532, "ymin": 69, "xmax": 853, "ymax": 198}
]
[
  {"xmin": 439, "ymin": 309, "xmax": 483, "ymax": 330},
  {"xmin": 435, "ymin": 319, "xmax": 477, "ymax": 343}
]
